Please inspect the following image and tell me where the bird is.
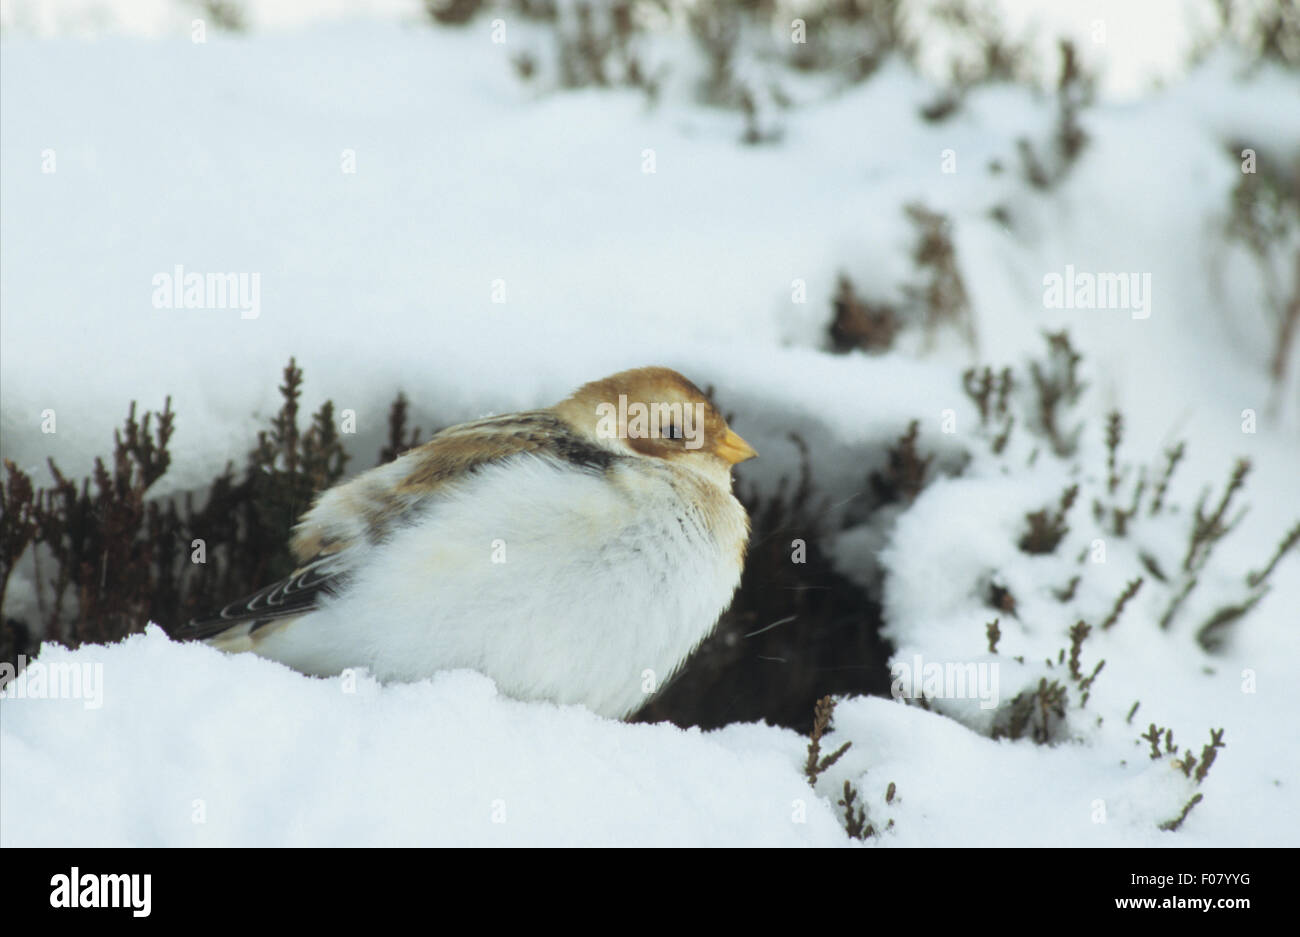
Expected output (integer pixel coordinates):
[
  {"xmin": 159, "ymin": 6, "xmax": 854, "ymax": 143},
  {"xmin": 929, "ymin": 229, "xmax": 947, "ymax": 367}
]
[{"xmin": 177, "ymin": 366, "xmax": 757, "ymax": 719}]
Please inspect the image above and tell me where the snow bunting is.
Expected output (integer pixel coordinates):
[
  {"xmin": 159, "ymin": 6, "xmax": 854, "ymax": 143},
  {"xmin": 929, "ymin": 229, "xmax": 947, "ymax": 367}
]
[{"xmin": 179, "ymin": 367, "xmax": 756, "ymax": 719}]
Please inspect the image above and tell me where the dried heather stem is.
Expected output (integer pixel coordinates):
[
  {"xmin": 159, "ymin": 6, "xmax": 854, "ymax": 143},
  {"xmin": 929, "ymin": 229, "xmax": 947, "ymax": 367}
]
[
  {"xmin": 1247, "ymin": 521, "xmax": 1299, "ymax": 588},
  {"xmin": 805, "ymin": 695, "xmax": 851, "ymax": 786},
  {"xmin": 1141, "ymin": 723, "xmax": 1165, "ymax": 760},
  {"xmin": 1067, "ymin": 620, "xmax": 1091, "ymax": 681},
  {"xmin": 1105, "ymin": 410, "xmax": 1123, "ymax": 494},
  {"xmin": 1195, "ymin": 728, "xmax": 1226, "ymax": 783},
  {"xmin": 1159, "ymin": 793, "xmax": 1203, "ymax": 832},
  {"xmin": 1182, "ymin": 459, "xmax": 1251, "ymax": 573},
  {"xmin": 1149, "ymin": 442, "xmax": 1186, "ymax": 516},
  {"xmin": 1100, "ymin": 577, "xmax": 1144, "ymax": 630}
]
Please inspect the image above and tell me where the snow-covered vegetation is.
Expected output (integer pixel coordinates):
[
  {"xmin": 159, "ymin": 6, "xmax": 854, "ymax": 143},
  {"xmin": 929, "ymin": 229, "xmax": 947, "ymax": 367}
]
[{"xmin": 2, "ymin": 0, "xmax": 1297, "ymax": 846}]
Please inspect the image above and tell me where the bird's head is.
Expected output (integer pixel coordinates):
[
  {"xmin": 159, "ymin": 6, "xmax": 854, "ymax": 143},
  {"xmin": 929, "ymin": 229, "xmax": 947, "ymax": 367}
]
[{"xmin": 555, "ymin": 366, "xmax": 757, "ymax": 475}]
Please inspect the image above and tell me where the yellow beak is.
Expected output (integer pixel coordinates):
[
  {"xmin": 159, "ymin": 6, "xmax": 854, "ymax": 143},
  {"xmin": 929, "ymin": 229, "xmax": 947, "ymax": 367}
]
[{"xmin": 716, "ymin": 428, "xmax": 758, "ymax": 465}]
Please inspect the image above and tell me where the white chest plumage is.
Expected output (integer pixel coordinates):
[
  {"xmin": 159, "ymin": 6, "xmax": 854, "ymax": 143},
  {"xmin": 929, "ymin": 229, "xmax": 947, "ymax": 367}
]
[{"xmin": 242, "ymin": 453, "xmax": 748, "ymax": 718}]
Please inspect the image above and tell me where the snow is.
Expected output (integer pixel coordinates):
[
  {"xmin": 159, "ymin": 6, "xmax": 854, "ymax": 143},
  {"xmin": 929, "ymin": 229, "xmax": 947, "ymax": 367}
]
[
  {"xmin": 2, "ymin": 4, "xmax": 1298, "ymax": 846},
  {"xmin": 870, "ymin": 455, "xmax": 1300, "ymax": 845},
  {"xmin": 1, "ymin": 628, "xmax": 849, "ymax": 846}
]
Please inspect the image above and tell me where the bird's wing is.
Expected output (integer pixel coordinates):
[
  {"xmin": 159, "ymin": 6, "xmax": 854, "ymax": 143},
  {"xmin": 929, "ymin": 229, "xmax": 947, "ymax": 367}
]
[
  {"xmin": 174, "ymin": 549, "xmax": 351, "ymax": 642},
  {"xmin": 178, "ymin": 410, "xmax": 616, "ymax": 642}
]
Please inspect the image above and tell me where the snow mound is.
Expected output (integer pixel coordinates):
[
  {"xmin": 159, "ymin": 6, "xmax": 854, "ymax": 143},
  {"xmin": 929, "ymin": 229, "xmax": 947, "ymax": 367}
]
[{"xmin": 1, "ymin": 627, "xmax": 849, "ymax": 847}]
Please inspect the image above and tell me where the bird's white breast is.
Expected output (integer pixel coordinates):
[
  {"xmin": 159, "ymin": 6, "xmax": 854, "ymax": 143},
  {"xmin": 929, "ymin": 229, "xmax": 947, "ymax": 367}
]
[{"xmin": 246, "ymin": 453, "xmax": 747, "ymax": 718}]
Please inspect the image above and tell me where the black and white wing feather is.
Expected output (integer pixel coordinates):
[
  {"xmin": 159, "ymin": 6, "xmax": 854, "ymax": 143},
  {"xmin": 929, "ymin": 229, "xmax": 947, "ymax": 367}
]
[{"xmin": 175, "ymin": 552, "xmax": 350, "ymax": 642}]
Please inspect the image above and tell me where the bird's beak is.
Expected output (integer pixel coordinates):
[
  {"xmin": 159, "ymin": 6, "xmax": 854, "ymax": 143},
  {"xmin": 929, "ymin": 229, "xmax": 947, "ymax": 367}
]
[{"xmin": 716, "ymin": 428, "xmax": 758, "ymax": 465}]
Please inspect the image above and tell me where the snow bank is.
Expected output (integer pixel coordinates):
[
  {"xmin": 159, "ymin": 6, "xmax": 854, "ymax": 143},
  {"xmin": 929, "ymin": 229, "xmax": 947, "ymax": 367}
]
[
  {"xmin": 8, "ymin": 612, "xmax": 1289, "ymax": 846},
  {"xmin": 1, "ymin": 627, "xmax": 850, "ymax": 846}
]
